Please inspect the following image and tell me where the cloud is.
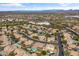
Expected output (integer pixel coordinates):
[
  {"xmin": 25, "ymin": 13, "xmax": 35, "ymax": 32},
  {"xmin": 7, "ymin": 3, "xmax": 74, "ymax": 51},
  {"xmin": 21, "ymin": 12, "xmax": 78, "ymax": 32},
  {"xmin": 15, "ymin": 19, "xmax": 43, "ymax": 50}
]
[
  {"xmin": 59, "ymin": 3, "xmax": 70, "ymax": 7},
  {"xmin": 0, "ymin": 3, "xmax": 23, "ymax": 7}
]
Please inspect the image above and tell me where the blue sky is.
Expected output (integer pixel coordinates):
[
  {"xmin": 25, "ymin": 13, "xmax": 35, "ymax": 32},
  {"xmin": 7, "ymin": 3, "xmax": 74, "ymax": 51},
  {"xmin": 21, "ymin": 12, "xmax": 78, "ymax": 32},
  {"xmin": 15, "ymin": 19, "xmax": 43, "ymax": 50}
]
[{"xmin": 0, "ymin": 3, "xmax": 79, "ymax": 11}]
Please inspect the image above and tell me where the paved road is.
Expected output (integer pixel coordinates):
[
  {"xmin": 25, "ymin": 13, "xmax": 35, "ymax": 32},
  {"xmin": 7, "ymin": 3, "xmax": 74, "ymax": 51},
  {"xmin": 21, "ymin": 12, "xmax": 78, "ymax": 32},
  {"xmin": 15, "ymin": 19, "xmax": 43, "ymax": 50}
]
[
  {"xmin": 65, "ymin": 27, "xmax": 79, "ymax": 36},
  {"xmin": 57, "ymin": 32, "xmax": 64, "ymax": 56},
  {"xmin": 19, "ymin": 32, "xmax": 56, "ymax": 44}
]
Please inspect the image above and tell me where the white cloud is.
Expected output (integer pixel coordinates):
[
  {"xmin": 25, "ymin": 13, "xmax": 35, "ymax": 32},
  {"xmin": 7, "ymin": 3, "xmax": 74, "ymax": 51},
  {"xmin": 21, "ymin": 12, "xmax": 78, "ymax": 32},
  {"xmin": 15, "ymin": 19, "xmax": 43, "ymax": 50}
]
[
  {"xmin": 59, "ymin": 3, "xmax": 70, "ymax": 7},
  {"xmin": 0, "ymin": 3, "xmax": 23, "ymax": 7}
]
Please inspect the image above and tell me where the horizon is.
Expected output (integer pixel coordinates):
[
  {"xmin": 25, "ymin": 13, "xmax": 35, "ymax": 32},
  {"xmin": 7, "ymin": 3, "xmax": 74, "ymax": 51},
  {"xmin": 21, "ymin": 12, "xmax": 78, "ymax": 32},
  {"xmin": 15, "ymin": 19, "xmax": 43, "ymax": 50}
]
[{"xmin": 0, "ymin": 3, "xmax": 79, "ymax": 11}]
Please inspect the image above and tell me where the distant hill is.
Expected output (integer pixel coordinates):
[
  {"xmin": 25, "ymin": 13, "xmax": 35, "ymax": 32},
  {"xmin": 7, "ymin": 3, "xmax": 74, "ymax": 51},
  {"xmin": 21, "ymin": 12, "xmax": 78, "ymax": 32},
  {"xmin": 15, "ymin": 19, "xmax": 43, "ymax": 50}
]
[{"xmin": 0, "ymin": 10, "xmax": 79, "ymax": 13}]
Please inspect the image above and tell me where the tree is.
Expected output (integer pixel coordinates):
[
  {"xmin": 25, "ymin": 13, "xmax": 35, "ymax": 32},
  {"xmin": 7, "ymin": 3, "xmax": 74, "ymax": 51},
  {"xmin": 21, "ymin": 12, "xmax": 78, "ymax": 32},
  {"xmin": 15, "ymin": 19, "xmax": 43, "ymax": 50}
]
[
  {"xmin": 37, "ymin": 50, "xmax": 47, "ymax": 56},
  {"xmin": 32, "ymin": 36, "xmax": 39, "ymax": 40},
  {"xmin": 73, "ymin": 36, "xmax": 79, "ymax": 41},
  {"xmin": 0, "ymin": 46, "xmax": 4, "ymax": 51},
  {"xmin": 45, "ymin": 33, "xmax": 51, "ymax": 42},
  {"xmin": 9, "ymin": 50, "xmax": 17, "ymax": 56},
  {"xmin": 40, "ymin": 50, "xmax": 47, "ymax": 56},
  {"xmin": 64, "ymin": 50, "xmax": 70, "ymax": 56},
  {"xmin": 0, "ymin": 40, "xmax": 3, "ymax": 45},
  {"xmin": 61, "ymin": 34, "xmax": 65, "ymax": 40},
  {"xmin": 62, "ymin": 40, "xmax": 67, "ymax": 45},
  {"xmin": 10, "ymin": 34, "xmax": 19, "ymax": 43}
]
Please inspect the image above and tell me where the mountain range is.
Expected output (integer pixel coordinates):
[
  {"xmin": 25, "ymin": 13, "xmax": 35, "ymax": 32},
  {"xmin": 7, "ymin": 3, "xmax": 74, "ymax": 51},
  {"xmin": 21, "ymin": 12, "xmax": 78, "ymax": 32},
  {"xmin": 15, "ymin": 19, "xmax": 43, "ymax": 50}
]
[{"xmin": 0, "ymin": 9, "xmax": 79, "ymax": 13}]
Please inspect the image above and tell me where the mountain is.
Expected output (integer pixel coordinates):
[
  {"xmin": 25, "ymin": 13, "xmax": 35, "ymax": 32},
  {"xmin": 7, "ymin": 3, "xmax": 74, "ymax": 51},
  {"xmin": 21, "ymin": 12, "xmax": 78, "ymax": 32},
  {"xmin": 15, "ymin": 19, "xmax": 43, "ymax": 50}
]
[{"xmin": 0, "ymin": 10, "xmax": 79, "ymax": 13}]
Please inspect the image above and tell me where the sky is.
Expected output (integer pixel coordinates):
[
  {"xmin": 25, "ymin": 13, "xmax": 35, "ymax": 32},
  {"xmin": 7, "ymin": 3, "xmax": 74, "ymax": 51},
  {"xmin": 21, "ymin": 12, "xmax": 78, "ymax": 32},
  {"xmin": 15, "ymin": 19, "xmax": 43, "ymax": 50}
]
[
  {"xmin": 0, "ymin": 0, "xmax": 79, "ymax": 3},
  {"xmin": 0, "ymin": 3, "xmax": 79, "ymax": 11}
]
